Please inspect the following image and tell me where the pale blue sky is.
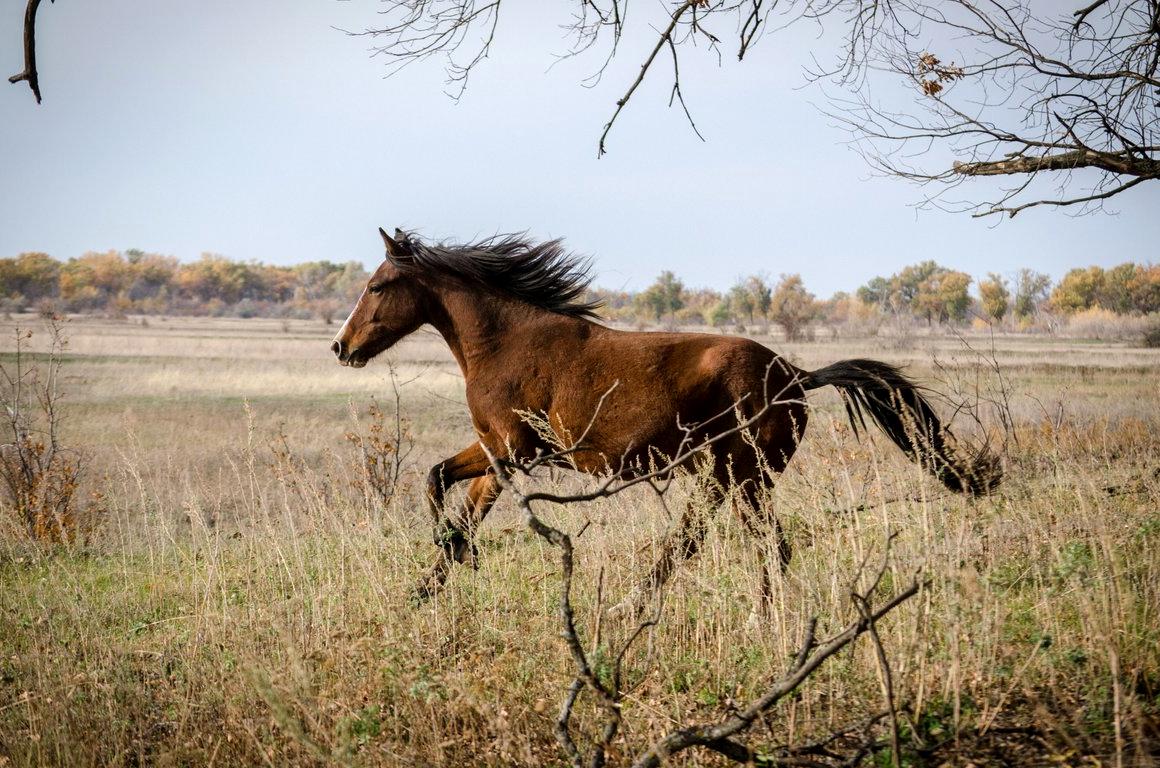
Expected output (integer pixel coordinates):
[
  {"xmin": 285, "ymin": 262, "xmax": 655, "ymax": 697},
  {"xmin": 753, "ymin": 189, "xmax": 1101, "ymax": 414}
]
[{"xmin": 1, "ymin": 1, "xmax": 1156, "ymax": 297}]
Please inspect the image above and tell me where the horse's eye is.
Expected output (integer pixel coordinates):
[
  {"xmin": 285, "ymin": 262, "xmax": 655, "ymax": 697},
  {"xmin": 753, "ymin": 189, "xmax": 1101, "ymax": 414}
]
[{"xmin": 367, "ymin": 284, "xmax": 383, "ymax": 295}]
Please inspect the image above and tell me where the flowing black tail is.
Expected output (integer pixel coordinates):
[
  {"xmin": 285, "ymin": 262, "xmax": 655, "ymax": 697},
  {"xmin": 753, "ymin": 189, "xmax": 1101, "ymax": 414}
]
[{"xmin": 801, "ymin": 359, "xmax": 1001, "ymax": 495}]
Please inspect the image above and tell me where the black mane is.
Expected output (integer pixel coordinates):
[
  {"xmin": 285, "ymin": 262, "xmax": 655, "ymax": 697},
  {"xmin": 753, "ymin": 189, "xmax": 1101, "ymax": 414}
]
[{"xmin": 388, "ymin": 231, "xmax": 602, "ymax": 319}]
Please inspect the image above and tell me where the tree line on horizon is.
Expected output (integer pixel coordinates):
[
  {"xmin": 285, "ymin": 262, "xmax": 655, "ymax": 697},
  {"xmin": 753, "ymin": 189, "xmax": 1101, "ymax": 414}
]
[
  {"xmin": 595, "ymin": 261, "xmax": 1159, "ymax": 337},
  {"xmin": 0, "ymin": 250, "xmax": 366, "ymax": 323},
  {"xmin": 1, "ymin": 250, "xmax": 1157, "ymax": 333}
]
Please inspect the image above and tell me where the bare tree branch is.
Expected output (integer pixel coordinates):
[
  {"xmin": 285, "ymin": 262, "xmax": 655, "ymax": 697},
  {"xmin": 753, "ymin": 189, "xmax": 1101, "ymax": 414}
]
[
  {"xmin": 825, "ymin": 0, "xmax": 1159, "ymax": 215},
  {"xmin": 14, "ymin": 0, "xmax": 1155, "ymax": 214},
  {"xmin": 350, "ymin": 0, "xmax": 1155, "ymax": 211},
  {"xmin": 8, "ymin": 0, "xmax": 51, "ymax": 103},
  {"xmin": 598, "ymin": 0, "xmax": 697, "ymax": 157},
  {"xmin": 1074, "ymin": 0, "xmax": 1116, "ymax": 31},
  {"xmin": 953, "ymin": 149, "xmax": 1160, "ymax": 177},
  {"xmin": 974, "ymin": 172, "xmax": 1151, "ymax": 217},
  {"xmin": 343, "ymin": 0, "xmax": 505, "ymax": 101}
]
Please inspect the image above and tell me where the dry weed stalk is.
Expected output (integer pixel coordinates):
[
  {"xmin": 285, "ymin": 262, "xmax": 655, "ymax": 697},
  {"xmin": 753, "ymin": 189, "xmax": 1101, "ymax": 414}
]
[
  {"xmin": 344, "ymin": 365, "xmax": 415, "ymax": 510},
  {"xmin": 929, "ymin": 326, "xmax": 1019, "ymax": 455},
  {"xmin": 0, "ymin": 317, "xmax": 85, "ymax": 542}
]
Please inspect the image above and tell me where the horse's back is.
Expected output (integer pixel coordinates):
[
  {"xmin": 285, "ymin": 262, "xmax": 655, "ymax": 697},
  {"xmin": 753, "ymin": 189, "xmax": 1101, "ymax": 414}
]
[
  {"xmin": 469, "ymin": 319, "xmax": 807, "ymax": 472},
  {"xmin": 576, "ymin": 327, "xmax": 808, "ymax": 467},
  {"xmin": 595, "ymin": 327, "xmax": 803, "ymax": 406}
]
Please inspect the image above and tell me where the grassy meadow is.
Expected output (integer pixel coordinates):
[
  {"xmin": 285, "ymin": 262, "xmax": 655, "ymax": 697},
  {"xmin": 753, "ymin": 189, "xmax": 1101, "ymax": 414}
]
[{"xmin": 1, "ymin": 314, "xmax": 1158, "ymax": 766}]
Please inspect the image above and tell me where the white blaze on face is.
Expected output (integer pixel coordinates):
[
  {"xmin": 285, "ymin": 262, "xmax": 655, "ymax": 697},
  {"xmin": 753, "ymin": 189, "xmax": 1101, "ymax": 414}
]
[{"xmin": 333, "ymin": 288, "xmax": 366, "ymax": 346}]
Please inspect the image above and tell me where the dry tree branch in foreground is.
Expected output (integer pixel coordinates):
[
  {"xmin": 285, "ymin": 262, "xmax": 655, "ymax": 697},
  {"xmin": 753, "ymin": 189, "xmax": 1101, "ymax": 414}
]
[{"xmin": 485, "ymin": 376, "xmax": 924, "ymax": 767}]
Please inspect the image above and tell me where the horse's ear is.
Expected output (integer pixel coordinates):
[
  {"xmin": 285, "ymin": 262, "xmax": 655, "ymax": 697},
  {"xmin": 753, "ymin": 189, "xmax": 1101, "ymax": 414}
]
[{"xmin": 379, "ymin": 227, "xmax": 403, "ymax": 262}]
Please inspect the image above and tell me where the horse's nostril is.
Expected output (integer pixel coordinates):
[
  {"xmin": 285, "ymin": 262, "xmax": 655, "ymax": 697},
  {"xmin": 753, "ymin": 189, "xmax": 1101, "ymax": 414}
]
[{"xmin": 331, "ymin": 340, "xmax": 343, "ymax": 358}]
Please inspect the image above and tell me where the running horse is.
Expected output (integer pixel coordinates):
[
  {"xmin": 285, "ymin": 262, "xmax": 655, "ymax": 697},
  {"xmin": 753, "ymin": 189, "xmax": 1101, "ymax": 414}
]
[{"xmin": 332, "ymin": 228, "xmax": 998, "ymax": 605}]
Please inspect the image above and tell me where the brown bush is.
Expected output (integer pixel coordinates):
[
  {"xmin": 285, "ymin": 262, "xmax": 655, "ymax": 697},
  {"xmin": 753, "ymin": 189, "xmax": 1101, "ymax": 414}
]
[{"xmin": 0, "ymin": 320, "xmax": 87, "ymax": 543}]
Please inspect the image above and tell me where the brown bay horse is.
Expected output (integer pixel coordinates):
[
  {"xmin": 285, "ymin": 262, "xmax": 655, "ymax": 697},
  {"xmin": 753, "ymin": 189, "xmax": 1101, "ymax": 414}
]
[{"xmin": 332, "ymin": 228, "xmax": 998, "ymax": 604}]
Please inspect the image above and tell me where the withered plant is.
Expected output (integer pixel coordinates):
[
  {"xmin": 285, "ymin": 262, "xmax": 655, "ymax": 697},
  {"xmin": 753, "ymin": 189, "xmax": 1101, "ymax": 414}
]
[{"xmin": 0, "ymin": 317, "xmax": 85, "ymax": 543}]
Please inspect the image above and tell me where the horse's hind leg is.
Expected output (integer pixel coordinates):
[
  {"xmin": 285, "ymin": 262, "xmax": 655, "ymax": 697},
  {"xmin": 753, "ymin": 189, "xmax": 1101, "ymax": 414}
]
[
  {"xmin": 612, "ymin": 468, "xmax": 726, "ymax": 618},
  {"xmin": 732, "ymin": 417, "xmax": 803, "ymax": 612},
  {"xmin": 733, "ymin": 478, "xmax": 791, "ymax": 610}
]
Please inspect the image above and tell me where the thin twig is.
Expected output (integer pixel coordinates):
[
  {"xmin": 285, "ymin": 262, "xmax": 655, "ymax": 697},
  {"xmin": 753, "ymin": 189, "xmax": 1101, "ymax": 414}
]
[{"xmin": 598, "ymin": 0, "xmax": 697, "ymax": 157}]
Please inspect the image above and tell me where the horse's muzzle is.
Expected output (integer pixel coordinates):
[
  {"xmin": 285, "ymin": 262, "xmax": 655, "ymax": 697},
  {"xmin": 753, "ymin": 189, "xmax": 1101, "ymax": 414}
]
[{"xmin": 331, "ymin": 340, "xmax": 367, "ymax": 368}]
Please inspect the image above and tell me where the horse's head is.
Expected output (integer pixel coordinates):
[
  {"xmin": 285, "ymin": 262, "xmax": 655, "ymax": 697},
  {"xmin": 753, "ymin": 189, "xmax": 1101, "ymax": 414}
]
[{"xmin": 331, "ymin": 228, "xmax": 429, "ymax": 368}]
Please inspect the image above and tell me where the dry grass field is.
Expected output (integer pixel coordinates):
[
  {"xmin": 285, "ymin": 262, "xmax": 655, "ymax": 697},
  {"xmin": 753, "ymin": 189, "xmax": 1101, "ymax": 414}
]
[{"xmin": 1, "ymin": 314, "xmax": 1158, "ymax": 767}]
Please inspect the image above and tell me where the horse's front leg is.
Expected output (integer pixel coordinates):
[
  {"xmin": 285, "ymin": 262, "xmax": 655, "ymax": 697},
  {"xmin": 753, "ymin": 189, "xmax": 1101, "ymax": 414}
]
[
  {"xmin": 433, "ymin": 473, "xmax": 502, "ymax": 567},
  {"xmin": 414, "ymin": 442, "xmax": 495, "ymax": 601}
]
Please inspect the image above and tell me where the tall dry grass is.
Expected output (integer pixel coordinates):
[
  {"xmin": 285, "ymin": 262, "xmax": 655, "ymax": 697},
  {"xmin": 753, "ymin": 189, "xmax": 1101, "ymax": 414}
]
[{"xmin": 0, "ymin": 316, "xmax": 1157, "ymax": 766}]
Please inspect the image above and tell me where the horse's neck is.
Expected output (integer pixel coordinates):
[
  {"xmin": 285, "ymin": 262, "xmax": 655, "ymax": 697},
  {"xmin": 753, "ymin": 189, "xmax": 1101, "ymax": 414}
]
[{"xmin": 427, "ymin": 286, "xmax": 545, "ymax": 379}]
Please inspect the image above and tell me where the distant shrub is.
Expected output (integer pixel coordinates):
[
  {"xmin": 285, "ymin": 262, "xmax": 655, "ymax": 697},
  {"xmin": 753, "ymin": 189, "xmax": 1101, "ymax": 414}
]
[
  {"xmin": 674, "ymin": 306, "xmax": 706, "ymax": 326},
  {"xmin": 1066, "ymin": 307, "xmax": 1155, "ymax": 340},
  {"xmin": 233, "ymin": 299, "xmax": 263, "ymax": 319},
  {"xmin": 0, "ymin": 294, "xmax": 26, "ymax": 314},
  {"xmin": 1144, "ymin": 322, "xmax": 1160, "ymax": 348},
  {"xmin": 34, "ymin": 298, "xmax": 58, "ymax": 319}
]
